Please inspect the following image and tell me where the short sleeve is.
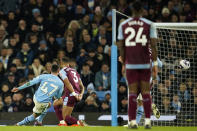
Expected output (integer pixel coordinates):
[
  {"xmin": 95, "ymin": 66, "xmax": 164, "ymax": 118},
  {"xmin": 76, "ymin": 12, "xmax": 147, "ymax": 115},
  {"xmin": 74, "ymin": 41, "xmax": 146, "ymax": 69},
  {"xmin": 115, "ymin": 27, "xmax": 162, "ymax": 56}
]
[
  {"xmin": 150, "ymin": 23, "xmax": 157, "ymax": 38},
  {"xmin": 59, "ymin": 69, "xmax": 67, "ymax": 80},
  {"xmin": 118, "ymin": 23, "xmax": 124, "ymax": 40}
]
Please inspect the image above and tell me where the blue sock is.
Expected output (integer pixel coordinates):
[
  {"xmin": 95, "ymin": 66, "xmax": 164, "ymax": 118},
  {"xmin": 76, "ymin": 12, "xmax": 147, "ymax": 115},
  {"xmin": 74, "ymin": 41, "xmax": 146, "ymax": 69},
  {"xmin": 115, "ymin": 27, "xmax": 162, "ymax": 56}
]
[
  {"xmin": 136, "ymin": 106, "xmax": 144, "ymax": 124},
  {"xmin": 37, "ymin": 109, "xmax": 48, "ymax": 123},
  {"xmin": 17, "ymin": 114, "xmax": 35, "ymax": 125}
]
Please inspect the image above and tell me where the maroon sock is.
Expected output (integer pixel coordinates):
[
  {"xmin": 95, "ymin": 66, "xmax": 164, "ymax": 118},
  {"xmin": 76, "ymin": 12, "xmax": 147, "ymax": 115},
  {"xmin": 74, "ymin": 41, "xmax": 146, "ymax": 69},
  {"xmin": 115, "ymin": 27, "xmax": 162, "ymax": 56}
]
[
  {"xmin": 128, "ymin": 93, "xmax": 137, "ymax": 121},
  {"xmin": 54, "ymin": 105, "xmax": 63, "ymax": 121},
  {"xmin": 65, "ymin": 116, "xmax": 78, "ymax": 125},
  {"xmin": 142, "ymin": 94, "xmax": 151, "ymax": 118}
]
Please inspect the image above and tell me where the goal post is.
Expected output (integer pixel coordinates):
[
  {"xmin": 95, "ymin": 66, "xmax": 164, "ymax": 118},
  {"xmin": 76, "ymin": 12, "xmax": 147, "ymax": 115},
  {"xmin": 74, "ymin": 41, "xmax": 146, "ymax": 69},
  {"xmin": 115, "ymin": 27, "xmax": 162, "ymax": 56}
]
[
  {"xmin": 152, "ymin": 22, "xmax": 197, "ymax": 126},
  {"xmin": 111, "ymin": 9, "xmax": 118, "ymax": 126}
]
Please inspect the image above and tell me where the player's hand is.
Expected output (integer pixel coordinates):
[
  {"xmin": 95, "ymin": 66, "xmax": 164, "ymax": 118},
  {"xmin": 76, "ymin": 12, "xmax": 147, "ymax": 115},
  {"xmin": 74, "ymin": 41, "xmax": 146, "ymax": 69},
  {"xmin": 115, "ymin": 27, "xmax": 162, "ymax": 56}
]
[
  {"xmin": 77, "ymin": 94, "xmax": 83, "ymax": 101},
  {"xmin": 152, "ymin": 66, "xmax": 158, "ymax": 80},
  {"xmin": 11, "ymin": 87, "xmax": 19, "ymax": 92}
]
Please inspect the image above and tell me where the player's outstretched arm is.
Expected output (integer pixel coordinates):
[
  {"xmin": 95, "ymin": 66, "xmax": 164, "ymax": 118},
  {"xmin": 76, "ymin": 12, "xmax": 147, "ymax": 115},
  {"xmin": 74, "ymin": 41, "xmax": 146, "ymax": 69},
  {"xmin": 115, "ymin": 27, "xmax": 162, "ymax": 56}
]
[{"xmin": 11, "ymin": 76, "xmax": 41, "ymax": 92}]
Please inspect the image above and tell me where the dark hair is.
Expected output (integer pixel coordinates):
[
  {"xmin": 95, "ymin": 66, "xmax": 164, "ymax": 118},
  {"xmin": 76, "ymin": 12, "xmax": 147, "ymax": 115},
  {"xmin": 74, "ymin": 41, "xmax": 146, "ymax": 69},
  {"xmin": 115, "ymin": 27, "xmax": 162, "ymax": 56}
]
[
  {"xmin": 62, "ymin": 57, "xmax": 71, "ymax": 63},
  {"xmin": 133, "ymin": 1, "xmax": 142, "ymax": 12},
  {"xmin": 51, "ymin": 64, "xmax": 59, "ymax": 73}
]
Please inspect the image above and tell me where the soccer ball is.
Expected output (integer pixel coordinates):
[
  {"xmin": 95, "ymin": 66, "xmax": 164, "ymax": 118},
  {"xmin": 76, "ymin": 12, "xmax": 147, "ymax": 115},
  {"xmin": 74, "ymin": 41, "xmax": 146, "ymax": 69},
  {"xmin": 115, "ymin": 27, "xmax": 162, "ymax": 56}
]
[{"xmin": 179, "ymin": 60, "xmax": 190, "ymax": 69}]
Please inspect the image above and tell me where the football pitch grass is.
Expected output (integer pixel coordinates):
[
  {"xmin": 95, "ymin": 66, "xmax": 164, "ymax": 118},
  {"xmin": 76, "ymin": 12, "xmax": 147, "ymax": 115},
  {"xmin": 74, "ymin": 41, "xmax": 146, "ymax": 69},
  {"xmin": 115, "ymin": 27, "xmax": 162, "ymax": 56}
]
[{"xmin": 0, "ymin": 126, "xmax": 196, "ymax": 131}]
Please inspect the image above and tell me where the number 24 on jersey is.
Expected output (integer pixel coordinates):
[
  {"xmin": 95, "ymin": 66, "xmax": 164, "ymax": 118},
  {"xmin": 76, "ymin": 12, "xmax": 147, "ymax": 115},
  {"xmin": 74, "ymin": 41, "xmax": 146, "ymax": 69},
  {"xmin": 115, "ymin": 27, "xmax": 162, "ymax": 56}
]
[{"xmin": 125, "ymin": 27, "xmax": 147, "ymax": 46}]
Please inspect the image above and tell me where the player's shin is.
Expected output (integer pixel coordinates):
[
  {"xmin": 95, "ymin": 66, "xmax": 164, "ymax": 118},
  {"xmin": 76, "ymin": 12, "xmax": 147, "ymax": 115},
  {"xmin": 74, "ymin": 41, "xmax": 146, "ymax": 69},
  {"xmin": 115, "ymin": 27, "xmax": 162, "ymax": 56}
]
[
  {"xmin": 17, "ymin": 114, "xmax": 35, "ymax": 126},
  {"xmin": 36, "ymin": 108, "xmax": 48, "ymax": 124},
  {"xmin": 136, "ymin": 105, "xmax": 144, "ymax": 124},
  {"xmin": 142, "ymin": 93, "xmax": 151, "ymax": 118},
  {"xmin": 54, "ymin": 105, "xmax": 63, "ymax": 121}
]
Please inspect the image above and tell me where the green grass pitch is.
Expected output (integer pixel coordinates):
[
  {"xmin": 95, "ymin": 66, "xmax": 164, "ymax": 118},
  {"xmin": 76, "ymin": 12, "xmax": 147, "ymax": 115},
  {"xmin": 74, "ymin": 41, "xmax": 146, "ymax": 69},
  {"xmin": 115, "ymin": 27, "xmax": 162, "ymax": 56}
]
[{"xmin": 0, "ymin": 126, "xmax": 197, "ymax": 131}]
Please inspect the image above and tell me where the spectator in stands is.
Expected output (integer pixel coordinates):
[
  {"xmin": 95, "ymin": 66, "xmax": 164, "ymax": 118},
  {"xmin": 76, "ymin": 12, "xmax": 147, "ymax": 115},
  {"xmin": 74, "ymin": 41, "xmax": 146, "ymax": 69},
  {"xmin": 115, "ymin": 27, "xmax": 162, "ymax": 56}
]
[
  {"xmin": 160, "ymin": 97, "xmax": 172, "ymax": 114},
  {"xmin": 171, "ymin": 95, "xmax": 181, "ymax": 114},
  {"xmin": 16, "ymin": 43, "xmax": 34, "ymax": 67},
  {"xmin": 8, "ymin": 36, "xmax": 19, "ymax": 56},
  {"xmin": 7, "ymin": 12, "xmax": 18, "ymax": 35},
  {"xmin": 12, "ymin": 93, "xmax": 24, "ymax": 112},
  {"xmin": 80, "ymin": 64, "xmax": 95, "ymax": 87},
  {"xmin": 56, "ymin": 50, "xmax": 66, "ymax": 65},
  {"xmin": 29, "ymin": 58, "xmax": 44, "ymax": 77},
  {"xmin": 28, "ymin": 33, "xmax": 39, "ymax": 53},
  {"xmin": 0, "ymin": 61, "xmax": 5, "ymax": 83},
  {"xmin": 95, "ymin": 63, "xmax": 111, "ymax": 91},
  {"xmin": 178, "ymin": 83, "xmax": 190, "ymax": 103},
  {"xmin": 2, "ymin": 95, "xmax": 14, "ymax": 112},
  {"xmin": 118, "ymin": 96, "xmax": 128, "ymax": 113},
  {"xmin": 81, "ymin": 34, "xmax": 96, "ymax": 52},
  {"xmin": 82, "ymin": 95, "xmax": 99, "ymax": 112},
  {"xmin": 46, "ymin": 34, "xmax": 59, "ymax": 58},
  {"xmin": 0, "ymin": 83, "xmax": 11, "ymax": 99},
  {"xmin": 76, "ymin": 48, "xmax": 87, "ymax": 70},
  {"xmin": 16, "ymin": 19, "xmax": 28, "ymax": 43},
  {"xmin": 64, "ymin": 40, "xmax": 77, "ymax": 59},
  {"xmin": 5, "ymin": 72, "xmax": 17, "ymax": 88},
  {"xmin": 90, "ymin": 90, "xmax": 101, "ymax": 107},
  {"xmin": 161, "ymin": 7, "xmax": 171, "ymax": 22},
  {"xmin": 0, "ymin": 48, "xmax": 9, "ymax": 70},
  {"xmin": 118, "ymin": 83, "xmax": 127, "ymax": 105},
  {"xmin": 83, "ymin": 83, "xmax": 95, "ymax": 100},
  {"xmin": 100, "ymin": 101, "xmax": 110, "ymax": 112},
  {"xmin": 23, "ymin": 94, "xmax": 34, "ymax": 112},
  {"xmin": 42, "ymin": 62, "xmax": 52, "ymax": 74},
  {"xmin": 36, "ymin": 40, "xmax": 51, "ymax": 64}
]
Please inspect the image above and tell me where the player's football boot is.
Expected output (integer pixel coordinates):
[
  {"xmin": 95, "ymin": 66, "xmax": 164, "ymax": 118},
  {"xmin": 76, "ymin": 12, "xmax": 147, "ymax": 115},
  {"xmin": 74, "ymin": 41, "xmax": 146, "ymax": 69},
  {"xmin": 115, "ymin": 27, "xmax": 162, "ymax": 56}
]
[
  {"xmin": 34, "ymin": 121, "xmax": 42, "ymax": 126},
  {"xmin": 152, "ymin": 103, "xmax": 160, "ymax": 119},
  {"xmin": 58, "ymin": 120, "xmax": 67, "ymax": 126},
  {"xmin": 128, "ymin": 120, "xmax": 138, "ymax": 129},
  {"xmin": 144, "ymin": 118, "xmax": 151, "ymax": 129},
  {"xmin": 77, "ymin": 120, "xmax": 88, "ymax": 126},
  {"xmin": 58, "ymin": 123, "xmax": 67, "ymax": 126}
]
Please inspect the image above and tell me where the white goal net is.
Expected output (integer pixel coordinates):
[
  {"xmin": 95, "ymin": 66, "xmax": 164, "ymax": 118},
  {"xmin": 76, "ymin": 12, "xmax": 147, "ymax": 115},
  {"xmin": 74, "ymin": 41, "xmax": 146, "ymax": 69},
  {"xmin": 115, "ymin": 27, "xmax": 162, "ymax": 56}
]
[{"xmin": 152, "ymin": 23, "xmax": 197, "ymax": 126}]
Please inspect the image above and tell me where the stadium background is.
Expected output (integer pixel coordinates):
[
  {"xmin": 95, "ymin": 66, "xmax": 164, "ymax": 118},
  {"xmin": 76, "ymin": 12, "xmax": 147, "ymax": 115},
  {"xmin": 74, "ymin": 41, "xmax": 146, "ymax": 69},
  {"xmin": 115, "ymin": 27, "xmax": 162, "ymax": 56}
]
[{"xmin": 0, "ymin": 0, "xmax": 197, "ymax": 126}]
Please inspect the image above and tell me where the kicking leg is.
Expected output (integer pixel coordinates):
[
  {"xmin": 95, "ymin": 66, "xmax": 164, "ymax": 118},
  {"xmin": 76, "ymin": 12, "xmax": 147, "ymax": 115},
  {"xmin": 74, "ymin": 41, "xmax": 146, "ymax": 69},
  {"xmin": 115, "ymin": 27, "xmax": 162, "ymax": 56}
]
[
  {"xmin": 136, "ymin": 98, "xmax": 144, "ymax": 124},
  {"xmin": 17, "ymin": 114, "xmax": 36, "ymax": 126},
  {"xmin": 35, "ymin": 102, "xmax": 51, "ymax": 125}
]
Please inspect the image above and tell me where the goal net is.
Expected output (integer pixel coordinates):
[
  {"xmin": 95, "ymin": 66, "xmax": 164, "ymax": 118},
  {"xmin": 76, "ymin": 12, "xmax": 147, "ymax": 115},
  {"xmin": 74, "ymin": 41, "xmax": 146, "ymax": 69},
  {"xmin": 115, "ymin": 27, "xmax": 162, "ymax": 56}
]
[{"xmin": 152, "ymin": 23, "xmax": 197, "ymax": 126}]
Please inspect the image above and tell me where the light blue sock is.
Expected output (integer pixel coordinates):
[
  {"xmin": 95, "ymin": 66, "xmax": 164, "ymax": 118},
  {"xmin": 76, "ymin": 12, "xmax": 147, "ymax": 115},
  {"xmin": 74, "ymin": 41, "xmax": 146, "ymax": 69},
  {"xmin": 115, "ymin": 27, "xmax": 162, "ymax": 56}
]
[
  {"xmin": 37, "ymin": 109, "xmax": 48, "ymax": 123},
  {"xmin": 17, "ymin": 114, "xmax": 35, "ymax": 125},
  {"xmin": 136, "ymin": 106, "xmax": 144, "ymax": 124}
]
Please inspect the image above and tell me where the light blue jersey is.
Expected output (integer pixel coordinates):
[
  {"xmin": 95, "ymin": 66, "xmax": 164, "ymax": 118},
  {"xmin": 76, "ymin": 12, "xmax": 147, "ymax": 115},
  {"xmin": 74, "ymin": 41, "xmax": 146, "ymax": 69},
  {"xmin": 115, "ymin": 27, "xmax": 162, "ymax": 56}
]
[{"xmin": 18, "ymin": 74, "xmax": 64, "ymax": 103}]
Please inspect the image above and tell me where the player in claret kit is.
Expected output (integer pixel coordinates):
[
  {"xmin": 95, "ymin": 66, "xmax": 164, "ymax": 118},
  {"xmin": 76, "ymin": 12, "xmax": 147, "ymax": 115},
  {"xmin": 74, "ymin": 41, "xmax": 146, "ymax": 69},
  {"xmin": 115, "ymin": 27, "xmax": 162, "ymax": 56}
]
[
  {"xmin": 117, "ymin": 0, "xmax": 158, "ymax": 129},
  {"xmin": 11, "ymin": 64, "xmax": 64, "ymax": 126},
  {"xmin": 53, "ymin": 57, "xmax": 86, "ymax": 126}
]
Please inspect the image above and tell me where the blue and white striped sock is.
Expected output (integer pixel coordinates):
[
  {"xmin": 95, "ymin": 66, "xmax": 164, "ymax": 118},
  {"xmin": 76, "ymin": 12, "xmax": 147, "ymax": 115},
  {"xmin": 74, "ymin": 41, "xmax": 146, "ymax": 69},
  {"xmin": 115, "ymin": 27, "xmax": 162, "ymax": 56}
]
[
  {"xmin": 136, "ymin": 106, "xmax": 144, "ymax": 124},
  {"xmin": 17, "ymin": 114, "xmax": 35, "ymax": 125}
]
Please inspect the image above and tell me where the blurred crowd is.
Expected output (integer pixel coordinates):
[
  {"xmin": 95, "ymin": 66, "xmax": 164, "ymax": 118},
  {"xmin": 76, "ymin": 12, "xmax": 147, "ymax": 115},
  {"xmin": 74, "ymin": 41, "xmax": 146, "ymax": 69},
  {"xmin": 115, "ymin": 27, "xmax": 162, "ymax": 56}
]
[{"xmin": 0, "ymin": 0, "xmax": 196, "ymax": 115}]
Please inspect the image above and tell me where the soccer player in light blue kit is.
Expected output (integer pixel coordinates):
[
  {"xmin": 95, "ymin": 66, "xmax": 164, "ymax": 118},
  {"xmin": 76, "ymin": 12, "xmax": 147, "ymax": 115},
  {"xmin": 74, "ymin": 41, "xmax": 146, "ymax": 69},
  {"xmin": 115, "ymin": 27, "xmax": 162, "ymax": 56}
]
[{"xmin": 11, "ymin": 64, "xmax": 64, "ymax": 126}]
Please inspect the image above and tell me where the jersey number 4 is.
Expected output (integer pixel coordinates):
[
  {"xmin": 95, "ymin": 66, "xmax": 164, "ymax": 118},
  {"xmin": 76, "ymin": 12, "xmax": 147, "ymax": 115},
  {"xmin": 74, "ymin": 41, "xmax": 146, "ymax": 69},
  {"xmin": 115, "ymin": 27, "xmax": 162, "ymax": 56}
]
[
  {"xmin": 125, "ymin": 27, "xmax": 147, "ymax": 46},
  {"xmin": 41, "ymin": 82, "xmax": 58, "ymax": 96}
]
